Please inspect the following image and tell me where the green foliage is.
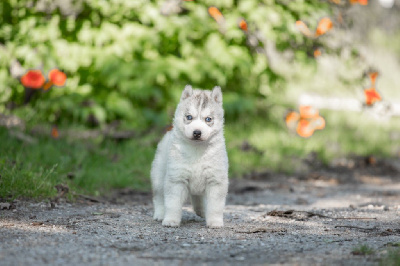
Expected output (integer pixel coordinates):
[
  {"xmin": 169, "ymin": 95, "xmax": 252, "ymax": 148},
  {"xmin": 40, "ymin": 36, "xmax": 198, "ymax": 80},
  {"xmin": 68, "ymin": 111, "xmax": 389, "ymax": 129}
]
[{"xmin": 0, "ymin": 0, "xmax": 332, "ymax": 127}]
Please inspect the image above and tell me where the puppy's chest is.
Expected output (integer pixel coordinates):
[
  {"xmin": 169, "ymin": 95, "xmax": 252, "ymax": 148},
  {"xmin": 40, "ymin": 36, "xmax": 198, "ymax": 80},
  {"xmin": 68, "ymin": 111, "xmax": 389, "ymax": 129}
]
[
  {"xmin": 187, "ymin": 163, "xmax": 208, "ymax": 195},
  {"xmin": 173, "ymin": 143, "xmax": 216, "ymax": 195}
]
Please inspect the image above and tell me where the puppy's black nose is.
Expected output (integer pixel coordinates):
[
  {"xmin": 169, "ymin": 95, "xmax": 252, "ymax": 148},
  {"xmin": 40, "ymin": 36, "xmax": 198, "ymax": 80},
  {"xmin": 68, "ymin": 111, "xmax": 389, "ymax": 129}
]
[{"xmin": 193, "ymin": 130, "xmax": 202, "ymax": 139}]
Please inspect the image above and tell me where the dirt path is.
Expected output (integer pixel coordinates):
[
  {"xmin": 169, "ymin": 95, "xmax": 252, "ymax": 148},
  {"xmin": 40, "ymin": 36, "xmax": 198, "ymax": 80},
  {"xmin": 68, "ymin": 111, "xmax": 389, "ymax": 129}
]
[{"xmin": 1, "ymin": 158, "xmax": 400, "ymax": 265}]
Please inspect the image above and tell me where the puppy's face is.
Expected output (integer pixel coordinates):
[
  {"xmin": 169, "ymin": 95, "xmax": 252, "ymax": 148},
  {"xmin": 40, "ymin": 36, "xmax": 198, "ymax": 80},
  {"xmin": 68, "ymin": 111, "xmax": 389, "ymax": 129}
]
[{"xmin": 174, "ymin": 85, "xmax": 224, "ymax": 142}]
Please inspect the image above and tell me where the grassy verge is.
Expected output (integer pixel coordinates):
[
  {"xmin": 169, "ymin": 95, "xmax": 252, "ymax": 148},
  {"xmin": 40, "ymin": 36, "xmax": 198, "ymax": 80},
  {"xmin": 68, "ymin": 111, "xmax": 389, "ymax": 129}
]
[
  {"xmin": 0, "ymin": 127, "xmax": 156, "ymax": 199},
  {"xmin": 380, "ymin": 247, "xmax": 400, "ymax": 266},
  {"xmin": 227, "ymin": 109, "xmax": 400, "ymax": 176},
  {"xmin": 1, "ymin": 109, "xmax": 400, "ymax": 199}
]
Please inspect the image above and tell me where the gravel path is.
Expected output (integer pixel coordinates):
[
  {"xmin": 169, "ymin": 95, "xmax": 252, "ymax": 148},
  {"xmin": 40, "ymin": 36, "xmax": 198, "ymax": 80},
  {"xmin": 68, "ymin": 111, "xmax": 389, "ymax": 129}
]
[{"xmin": 1, "ymin": 160, "xmax": 400, "ymax": 265}]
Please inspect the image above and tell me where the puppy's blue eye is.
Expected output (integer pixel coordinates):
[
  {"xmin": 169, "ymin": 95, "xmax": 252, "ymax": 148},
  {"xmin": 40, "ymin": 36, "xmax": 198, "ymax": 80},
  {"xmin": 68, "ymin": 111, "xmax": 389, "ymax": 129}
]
[
  {"xmin": 186, "ymin": 115, "xmax": 192, "ymax": 120},
  {"xmin": 205, "ymin": 117, "xmax": 212, "ymax": 122}
]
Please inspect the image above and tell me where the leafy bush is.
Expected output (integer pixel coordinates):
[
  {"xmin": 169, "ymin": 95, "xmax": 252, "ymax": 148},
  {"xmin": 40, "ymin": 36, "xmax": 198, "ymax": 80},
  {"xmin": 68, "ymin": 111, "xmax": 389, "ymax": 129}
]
[{"xmin": 0, "ymin": 0, "xmax": 332, "ymax": 128}]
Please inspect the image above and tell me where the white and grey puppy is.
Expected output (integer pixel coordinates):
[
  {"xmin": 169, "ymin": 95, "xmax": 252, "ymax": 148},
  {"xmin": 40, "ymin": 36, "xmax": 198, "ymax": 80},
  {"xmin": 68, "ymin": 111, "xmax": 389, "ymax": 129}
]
[{"xmin": 150, "ymin": 85, "xmax": 229, "ymax": 228}]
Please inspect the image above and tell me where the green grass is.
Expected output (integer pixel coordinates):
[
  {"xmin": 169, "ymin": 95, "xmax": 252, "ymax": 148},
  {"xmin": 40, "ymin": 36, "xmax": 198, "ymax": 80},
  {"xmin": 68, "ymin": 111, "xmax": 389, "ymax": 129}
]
[
  {"xmin": 380, "ymin": 248, "xmax": 400, "ymax": 266},
  {"xmin": 352, "ymin": 244, "xmax": 375, "ymax": 255},
  {"xmin": 0, "ymin": 127, "xmax": 156, "ymax": 199},
  {"xmin": 1, "ymin": 109, "xmax": 400, "ymax": 199}
]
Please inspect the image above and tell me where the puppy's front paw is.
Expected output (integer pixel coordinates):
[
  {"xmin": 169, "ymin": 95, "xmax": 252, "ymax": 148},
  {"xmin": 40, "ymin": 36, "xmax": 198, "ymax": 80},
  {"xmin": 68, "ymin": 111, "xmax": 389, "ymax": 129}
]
[
  {"xmin": 153, "ymin": 213, "xmax": 164, "ymax": 221},
  {"xmin": 162, "ymin": 219, "xmax": 180, "ymax": 227},
  {"xmin": 207, "ymin": 219, "xmax": 223, "ymax": 228}
]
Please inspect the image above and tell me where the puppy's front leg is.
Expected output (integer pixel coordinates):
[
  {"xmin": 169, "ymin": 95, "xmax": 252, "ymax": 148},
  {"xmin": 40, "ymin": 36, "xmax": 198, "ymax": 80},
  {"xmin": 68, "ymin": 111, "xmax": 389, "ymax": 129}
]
[
  {"xmin": 162, "ymin": 180, "xmax": 187, "ymax": 227},
  {"xmin": 205, "ymin": 182, "xmax": 228, "ymax": 228}
]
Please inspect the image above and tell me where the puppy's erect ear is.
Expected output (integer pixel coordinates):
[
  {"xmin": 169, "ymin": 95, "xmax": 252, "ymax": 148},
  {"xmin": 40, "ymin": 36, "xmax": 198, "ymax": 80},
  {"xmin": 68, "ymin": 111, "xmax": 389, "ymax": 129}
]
[
  {"xmin": 181, "ymin": 85, "xmax": 193, "ymax": 100},
  {"xmin": 211, "ymin": 86, "xmax": 222, "ymax": 104}
]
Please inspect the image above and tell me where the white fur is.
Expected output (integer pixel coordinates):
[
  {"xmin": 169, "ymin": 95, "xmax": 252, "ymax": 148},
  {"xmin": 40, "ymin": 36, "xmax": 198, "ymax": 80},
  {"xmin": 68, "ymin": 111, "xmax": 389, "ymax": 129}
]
[{"xmin": 150, "ymin": 85, "xmax": 229, "ymax": 228}]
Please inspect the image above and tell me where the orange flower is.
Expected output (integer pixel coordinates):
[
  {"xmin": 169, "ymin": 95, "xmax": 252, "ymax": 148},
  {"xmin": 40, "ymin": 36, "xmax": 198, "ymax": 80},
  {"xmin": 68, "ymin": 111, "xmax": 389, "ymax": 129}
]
[
  {"xmin": 364, "ymin": 88, "xmax": 381, "ymax": 106},
  {"xmin": 311, "ymin": 116, "xmax": 326, "ymax": 130},
  {"xmin": 20, "ymin": 70, "xmax": 45, "ymax": 89},
  {"xmin": 350, "ymin": 0, "xmax": 368, "ymax": 5},
  {"xmin": 51, "ymin": 126, "xmax": 59, "ymax": 139},
  {"xmin": 296, "ymin": 119, "xmax": 315, "ymax": 138},
  {"xmin": 285, "ymin": 106, "xmax": 325, "ymax": 138},
  {"xmin": 49, "ymin": 69, "xmax": 67, "ymax": 86},
  {"xmin": 296, "ymin": 18, "xmax": 333, "ymax": 38},
  {"xmin": 208, "ymin": 6, "xmax": 224, "ymax": 23},
  {"xmin": 363, "ymin": 71, "xmax": 381, "ymax": 105},
  {"xmin": 295, "ymin": 21, "xmax": 313, "ymax": 37},
  {"xmin": 314, "ymin": 49, "xmax": 322, "ymax": 58},
  {"xmin": 238, "ymin": 19, "xmax": 248, "ymax": 32},
  {"xmin": 299, "ymin": 105, "xmax": 319, "ymax": 119},
  {"xmin": 315, "ymin": 17, "xmax": 333, "ymax": 37},
  {"xmin": 285, "ymin": 111, "xmax": 300, "ymax": 130}
]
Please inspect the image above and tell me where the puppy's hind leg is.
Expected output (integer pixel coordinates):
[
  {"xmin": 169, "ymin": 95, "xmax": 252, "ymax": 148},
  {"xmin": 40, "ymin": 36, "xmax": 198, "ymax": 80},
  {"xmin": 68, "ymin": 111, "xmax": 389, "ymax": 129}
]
[
  {"xmin": 152, "ymin": 187, "xmax": 165, "ymax": 221},
  {"xmin": 150, "ymin": 157, "xmax": 166, "ymax": 222},
  {"xmin": 191, "ymin": 195, "xmax": 205, "ymax": 218}
]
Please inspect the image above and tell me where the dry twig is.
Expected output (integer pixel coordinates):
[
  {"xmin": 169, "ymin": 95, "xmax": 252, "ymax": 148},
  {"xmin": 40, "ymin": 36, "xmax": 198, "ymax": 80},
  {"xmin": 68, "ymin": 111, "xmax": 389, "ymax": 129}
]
[
  {"xmin": 266, "ymin": 209, "xmax": 377, "ymax": 220},
  {"xmin": 334, "ymin": 225, "xmax": 377, "ymax": 231}
]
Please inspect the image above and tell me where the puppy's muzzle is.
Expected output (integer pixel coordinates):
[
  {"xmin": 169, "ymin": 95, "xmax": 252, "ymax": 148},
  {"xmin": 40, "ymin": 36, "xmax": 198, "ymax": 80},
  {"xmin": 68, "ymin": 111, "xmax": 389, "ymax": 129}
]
[{"xmin": 193, "ymin": 130, "xmax": 202, "ymax": 140}]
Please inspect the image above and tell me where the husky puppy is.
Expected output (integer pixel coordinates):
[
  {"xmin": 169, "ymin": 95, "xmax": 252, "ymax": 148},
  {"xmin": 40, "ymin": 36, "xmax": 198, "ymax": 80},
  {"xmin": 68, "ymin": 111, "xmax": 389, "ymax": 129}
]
[{"xmin": 150, "ymin": 85, "xmax": 229, "ymax": 228}]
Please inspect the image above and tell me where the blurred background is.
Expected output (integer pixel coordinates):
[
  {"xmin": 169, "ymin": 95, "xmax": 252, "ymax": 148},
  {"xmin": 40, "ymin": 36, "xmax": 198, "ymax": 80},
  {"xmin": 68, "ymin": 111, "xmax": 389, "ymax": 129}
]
[{"xmin": 0, "ymin": 0, "xmax": 399, "ymax": 199}]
